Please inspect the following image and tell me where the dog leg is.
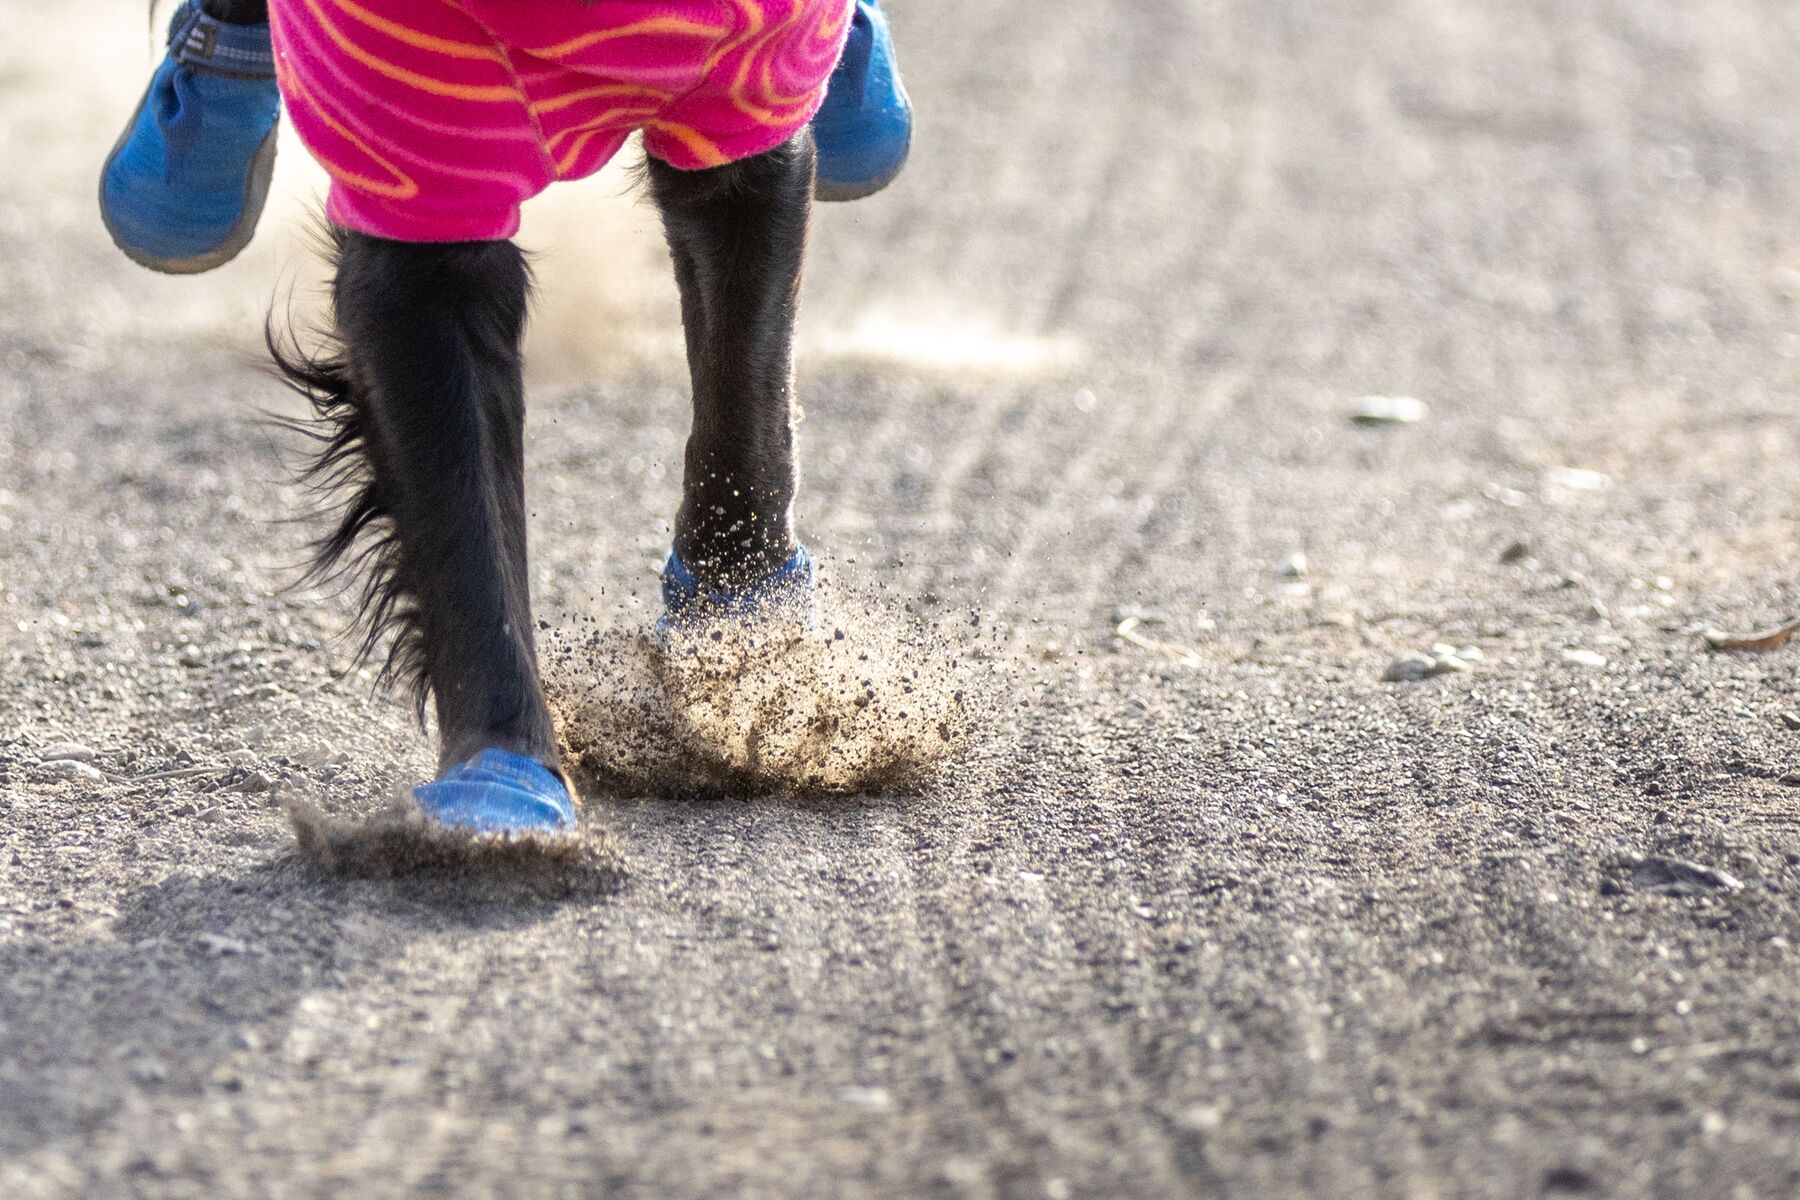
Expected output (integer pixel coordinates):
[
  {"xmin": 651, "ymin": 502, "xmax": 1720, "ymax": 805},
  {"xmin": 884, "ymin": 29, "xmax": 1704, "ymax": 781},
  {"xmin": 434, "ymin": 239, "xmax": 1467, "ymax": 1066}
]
[
  {"xmin": 646, "ymin": 134, "xmax": 816, "ymax": 611},
  {"xmin": 282, "ymin": 234, "xmax": 572, "ymax": 831}
]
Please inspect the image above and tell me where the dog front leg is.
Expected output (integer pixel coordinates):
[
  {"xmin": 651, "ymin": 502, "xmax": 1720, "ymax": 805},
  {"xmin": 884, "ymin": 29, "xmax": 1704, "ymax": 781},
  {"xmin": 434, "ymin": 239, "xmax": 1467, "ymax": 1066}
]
[{"xmin": 308, "ymin": 234, "xmax": 559, "ymax": 777}]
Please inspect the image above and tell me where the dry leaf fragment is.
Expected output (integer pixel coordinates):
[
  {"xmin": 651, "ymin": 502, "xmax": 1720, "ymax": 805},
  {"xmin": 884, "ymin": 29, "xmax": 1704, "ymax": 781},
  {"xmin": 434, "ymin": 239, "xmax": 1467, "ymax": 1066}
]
[
  {"xmin": 1703, "ymin": 619, "xmax": 1800, "ymax": 653},
  {"xmin": 1115, "ymin": 617, "xmax": 1204, "ymax": 669}
]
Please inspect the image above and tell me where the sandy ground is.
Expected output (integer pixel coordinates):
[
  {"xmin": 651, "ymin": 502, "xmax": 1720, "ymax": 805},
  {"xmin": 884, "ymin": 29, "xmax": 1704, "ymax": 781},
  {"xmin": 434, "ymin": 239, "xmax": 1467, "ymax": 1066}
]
[{"xmin": 5, "ymin": 0, "xmax": 1800, "ymax": 1196}]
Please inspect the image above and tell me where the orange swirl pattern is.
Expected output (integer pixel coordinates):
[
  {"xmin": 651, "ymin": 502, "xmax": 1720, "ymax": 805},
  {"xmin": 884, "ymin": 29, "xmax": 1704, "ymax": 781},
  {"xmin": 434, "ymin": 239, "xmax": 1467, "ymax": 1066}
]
[{"xmin": 269, "ymin": 0, "xmax": 853, "ymax": 242}]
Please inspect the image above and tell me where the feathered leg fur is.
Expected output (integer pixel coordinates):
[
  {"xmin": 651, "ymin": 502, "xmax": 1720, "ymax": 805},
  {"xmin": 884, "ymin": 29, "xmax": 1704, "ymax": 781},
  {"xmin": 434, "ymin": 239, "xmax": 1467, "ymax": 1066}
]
[{"xmin": 273, "ymin": 232, "xmax": 557, "ymax": 772}]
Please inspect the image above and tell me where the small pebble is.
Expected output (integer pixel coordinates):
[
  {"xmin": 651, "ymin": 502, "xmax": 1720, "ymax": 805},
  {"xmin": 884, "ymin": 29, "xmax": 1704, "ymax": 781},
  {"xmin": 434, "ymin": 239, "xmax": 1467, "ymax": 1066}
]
[
  {"xmin": 196, "ymin": 933, "xmax": 249, "ymax": 956},
  {"xmin": 131, "ymin": 1060, "xmax": 170, "ymax": 1085},
  {"xmin": 837, "ymin": 1086, "xmax": 894, "ymax": 1111},
  {"xmin": 1384, "ymin": 654, "xmax": 1435, "ymax": 682},
  {"xmin": 1626, "ymin": 856, "xmax": 1743, "ymax": 896},
  {"xmin": 1176, "ymin": 1102, "xmax": 1230, "ymax": 1133},
  {"xmin": 1383, "ymin": 645, "xmax": 1472, "ymax": 683},
  {"xmin": 43, "ymin": 760, "xmax": 104, "ymax": 785},
  {"xmin": 39, "ymin": 742, "xmax": 97, "ymax": 765},
  {"xmin": 1562, "ymin": 648, "xmax": 1608, "ymax": 669},
  {"xmin": 1781, "ymin": 713, "xmax": 1800, "ymax": 732},
  {"xmin": 1499, "ymin": 541, "xmax": 1531, "ymax": 564},
  {"xmin": 178, "ymin": 644, "xmax": 205, "ymax": 669},
  {"xmin": 1275, "ymin": 552, "xmax": 1309, "ymax": 580},
  {"xmin": 234, "ymin": 771, "xmax": 273, "ymax": 794},
  {"xmin": 1351, "ymin": 395, "xmax": 1429, "ymax": 425},
  {"xmin": 1546, "ymin": 467, "xmax": 1612, "ymax": 493}
]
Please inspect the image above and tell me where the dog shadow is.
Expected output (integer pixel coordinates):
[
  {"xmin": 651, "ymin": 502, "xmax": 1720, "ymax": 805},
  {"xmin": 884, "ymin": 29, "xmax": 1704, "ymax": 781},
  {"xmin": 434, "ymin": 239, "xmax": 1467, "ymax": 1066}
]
[{"xmin": 0, "ymin": 844, "xmax": 622, "ymax": 1166}]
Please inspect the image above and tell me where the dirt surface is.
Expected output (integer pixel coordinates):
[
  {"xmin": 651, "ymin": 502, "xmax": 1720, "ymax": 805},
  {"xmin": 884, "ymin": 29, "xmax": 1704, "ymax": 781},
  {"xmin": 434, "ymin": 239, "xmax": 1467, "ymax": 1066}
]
[{"xmin": 5, "ymin": 1, "xmax": 1800, "ymax": 1196}]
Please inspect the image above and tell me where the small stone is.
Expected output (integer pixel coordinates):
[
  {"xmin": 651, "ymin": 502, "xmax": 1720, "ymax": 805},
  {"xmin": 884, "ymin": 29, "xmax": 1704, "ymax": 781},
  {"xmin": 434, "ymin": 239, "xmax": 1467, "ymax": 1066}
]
[
  {"xmin": 1383, "ymin": 653, "xmax": 1436, "ymax": 683},
  {"xmin": 1499, "ymin": 540, "xmax": 1532, "ymax": 564},
  {"xmin": 1781, "ymin": 713, "xmax": 1800, "ymax": 732},
  {"xmin": 838, "ymin": 1086, "xmax": 894, "ymax": 1111},
  {"xmin": 1541, "ymin": 1166, "xmax": 1596, "ymax": 1195},
  {"xmin": 39, "ymin": 742, "xmax": 97, "ymax": 765},
  {"xmin": 44, "ymin": 760, "xmax": 104, "ymax": 785},
  {"xmin": 1562, "ymin": 648, "xmax": 1608, "ymax": 669},
  {"xmin": 178, "ymin": 644, "xmax": 205, "ymax": 669},
  {"xmin": 1546, "ymin": 467, "xmax": 1612, "ymax": 493},
  {"xmin": 1275, "ymin": 552, "xmax": 1309, "ymax": 580},
  {"xmin": 1626, "ymin": 856, "xmax": 1743, "ymax": 896},
  {"xmin": 1351, "ymin": 395, "xmax": 1429, "ymax": 425},
  {"xmin": 226, "ymin": 749, "xmax": 258, "ymax": 769},
  {"xmin": 196, "ymin": 933, "xmax": 250, "ymax": 956},
  {"xmin": 1176, "ymin": 1102, "xmax": 1230, "ymax": 1133},
  {"xmin": 1384, "ymin": 647, "xmax": 1470, "ymax": 682},
  {"xmin": 130, "ymin": 1059, "xmax": 170, "ymax": 1085}
]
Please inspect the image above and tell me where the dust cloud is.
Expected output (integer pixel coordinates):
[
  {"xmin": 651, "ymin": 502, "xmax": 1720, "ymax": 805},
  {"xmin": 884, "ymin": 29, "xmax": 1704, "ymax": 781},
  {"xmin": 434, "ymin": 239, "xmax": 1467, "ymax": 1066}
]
[
  {"xmin": 285, "ymin": 788, "xmax": 624, "ymax": 892},
  {"xmin": 547, "ymin": 582, "xmax": 983, "ymax": 799}
]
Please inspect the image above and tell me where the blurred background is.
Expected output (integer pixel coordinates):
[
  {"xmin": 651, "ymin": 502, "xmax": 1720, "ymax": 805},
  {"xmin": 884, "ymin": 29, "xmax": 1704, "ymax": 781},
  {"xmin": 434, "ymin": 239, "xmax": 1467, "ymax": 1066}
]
[{"xmin": 6, "ymin": 0, "xmax": 1799, "ymax": 636}]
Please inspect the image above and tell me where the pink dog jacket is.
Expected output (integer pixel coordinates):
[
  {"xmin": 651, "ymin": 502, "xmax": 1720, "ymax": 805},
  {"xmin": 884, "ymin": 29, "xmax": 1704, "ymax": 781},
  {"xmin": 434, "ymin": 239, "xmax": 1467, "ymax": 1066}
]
[{"xmin": 269, "ymin": 0, "xmax": 853, "ymax": 241}]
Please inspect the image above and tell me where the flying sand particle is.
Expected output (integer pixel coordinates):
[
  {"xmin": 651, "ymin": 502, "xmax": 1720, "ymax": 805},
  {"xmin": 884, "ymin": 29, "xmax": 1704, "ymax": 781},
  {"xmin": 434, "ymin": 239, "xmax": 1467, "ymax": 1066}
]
[{"xmin": 547, "ymin": 582, "xmax": 983, "ymax": 799}]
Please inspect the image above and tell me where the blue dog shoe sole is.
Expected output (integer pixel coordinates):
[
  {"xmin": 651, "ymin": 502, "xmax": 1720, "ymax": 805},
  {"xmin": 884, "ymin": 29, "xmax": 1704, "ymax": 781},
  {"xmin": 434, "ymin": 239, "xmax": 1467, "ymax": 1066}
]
[
  {"xmin": 100, "ymin": 117, "xmax": 277, "ymax": 276},
  {"xmin": 812, "ymin": 0, "xmax": 912, "ymax": 202},
  {"xmin": 99, "ymin": 2, "xmax": 280, "ymax": 275},
  {"xmin": 413, "ymin": 749, "xmax": 579, "ymax": 838},
  {"xmin": 814, "ymin": 121, "xmax": 910, "ymax": 203},
  {"xmin": 658, "ymin": 545, "xmax": 819, "ymax": 637}
]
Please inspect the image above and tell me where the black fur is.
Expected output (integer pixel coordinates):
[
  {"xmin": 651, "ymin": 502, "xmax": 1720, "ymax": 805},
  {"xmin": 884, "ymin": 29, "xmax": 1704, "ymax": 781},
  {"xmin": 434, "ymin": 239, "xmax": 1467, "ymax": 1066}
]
[
  {"xmin": 650, "ymin": 136, "xmax": 814, "ymax": 584},
  {"xmin": 200, "ymin": 0, "xmax": 269, "ymax": 23},
  {"xmin": 274, "ymin": 134, "xmax": 817, "ymax": 775},
  {"xmin": 267, "ymin": 247, "xmax": 427, "ymax": 712}
]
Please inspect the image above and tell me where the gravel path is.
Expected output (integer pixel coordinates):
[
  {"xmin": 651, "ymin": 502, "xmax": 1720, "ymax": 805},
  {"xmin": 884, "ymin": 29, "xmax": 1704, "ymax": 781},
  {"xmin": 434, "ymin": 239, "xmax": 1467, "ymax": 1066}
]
[{"xmin": 3, "ymin": 1, "xmax": 1800, "ymax": 1196}]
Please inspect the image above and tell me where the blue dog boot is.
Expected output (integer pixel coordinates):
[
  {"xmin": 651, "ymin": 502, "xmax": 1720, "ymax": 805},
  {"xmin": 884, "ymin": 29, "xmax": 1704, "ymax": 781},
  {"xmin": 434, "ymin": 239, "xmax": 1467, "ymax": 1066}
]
[
  {"xmin": 412, "ymin": 750, "xmax": 579, "ymax": 838},
  {"xmin": 812, "ymin": 0, "xmax": 912, "ymax": 201},
  {"xmin": 658, "ymin": 545, "xmax": 819, "ymax": 634},
  {"xmin": 99, "ymin": 0, "xmax": 280, "ymax": 275}
]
